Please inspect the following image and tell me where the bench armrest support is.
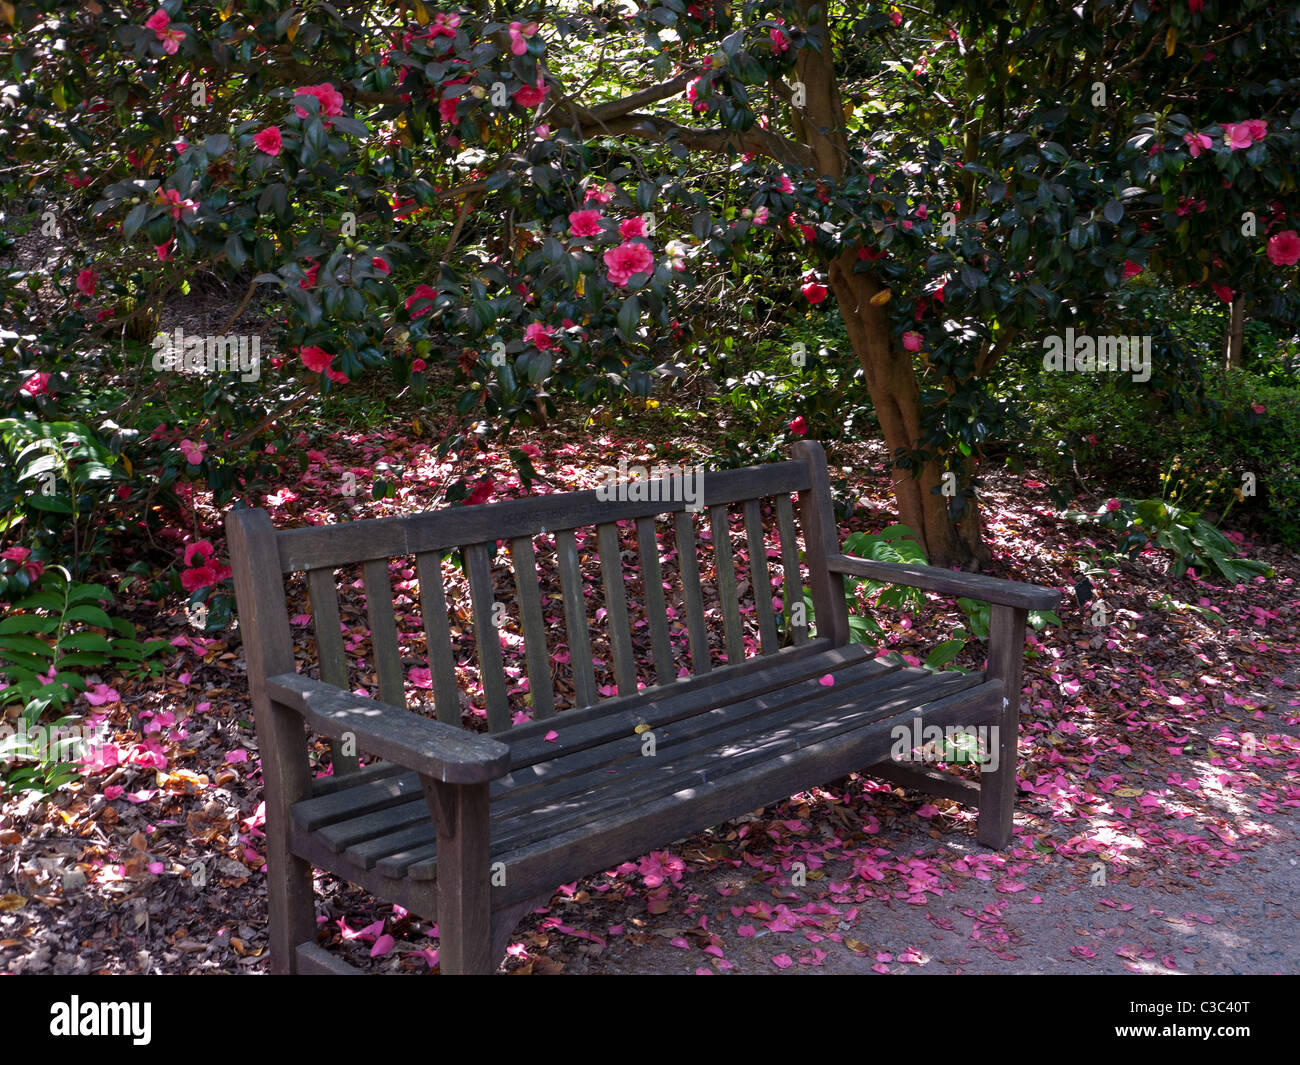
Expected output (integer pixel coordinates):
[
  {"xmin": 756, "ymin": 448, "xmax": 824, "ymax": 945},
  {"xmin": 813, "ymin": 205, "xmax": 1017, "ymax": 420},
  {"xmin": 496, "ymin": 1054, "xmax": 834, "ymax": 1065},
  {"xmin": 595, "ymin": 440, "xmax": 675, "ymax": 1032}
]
[
  {"xmin": 826, "ymin": 554, "xmax": 1061, "ymax": 611},
  {"xmin": 266, "ymin": 673, "xmax": 512, "ymax": 784}
]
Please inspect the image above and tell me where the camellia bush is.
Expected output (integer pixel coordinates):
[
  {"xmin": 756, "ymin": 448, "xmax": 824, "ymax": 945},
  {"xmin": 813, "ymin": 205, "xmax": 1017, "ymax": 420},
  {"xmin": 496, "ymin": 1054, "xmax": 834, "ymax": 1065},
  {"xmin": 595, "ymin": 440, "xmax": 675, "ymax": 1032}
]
[{"xmin": 1, "ymin": 0, "xmax": 1298, "ymax": 572}]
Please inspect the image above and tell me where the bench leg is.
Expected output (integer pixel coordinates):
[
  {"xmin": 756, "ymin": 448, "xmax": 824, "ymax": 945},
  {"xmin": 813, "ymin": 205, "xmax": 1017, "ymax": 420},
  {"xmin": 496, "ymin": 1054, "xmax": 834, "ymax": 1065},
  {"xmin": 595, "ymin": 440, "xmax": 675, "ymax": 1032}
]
[
  {"xmin": 426, "ymin": 780, "xmax": 494, "ymax": 974},
  {"xmin": 978, "ymin": 603, "xmax": 1028, "ymax": 850},
  {"xmin": 266, "ymin": 827, "xmax": 317, "ymax": 973}
]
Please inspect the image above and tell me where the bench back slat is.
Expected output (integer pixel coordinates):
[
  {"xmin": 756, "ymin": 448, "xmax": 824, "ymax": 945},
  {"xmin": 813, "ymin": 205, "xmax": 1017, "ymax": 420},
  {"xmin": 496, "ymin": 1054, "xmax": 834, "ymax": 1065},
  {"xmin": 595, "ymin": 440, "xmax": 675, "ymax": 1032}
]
[
  {"xmin": 555, "ymin": 528, "xmax": 599, "ymax": 709},
  {"xmin": 635, "ymin": 516, "xmax": 676, "ymax": 687},
  {"xmin": 274, "ymin": 461, "xmax": 812, "ymax": 573},
  {"xmin": 509, "ymin": 535, "xmax": 556, "ymax": 721},
  {"xmin": 709, "ymin": 505, "xmax": 745, "ymax": 665},
  {"xmin": 464, "ymin": 542, "xmax": 512, "ymax": 732},
  {"xmin": 415, "ymin": 551, "xmax": 463, "ymax": 726},
  {"xmin": 362, "ymin": 559, "xmax": 406, "ymax": 710},
  {"xmin": 775, "ymin": 495, "xmax": 810, "ymax": 646},
  {"xmin": 672, "ymin": 510, "xmax": 712, "ymax": 676},
  {"xmin": 744, "ymin": 499, "xmax": 780, "ymax": 655},
  {"xmin": 596, "ymin": 523, "xmax": 638, "ymax": 697},
  {"xmin": 793, "ymin": 440, "xmax": 849, "ymax": 645},
  {"xmin": 307, "ymin": 566, "xmax": 358, "ymax": 774}
]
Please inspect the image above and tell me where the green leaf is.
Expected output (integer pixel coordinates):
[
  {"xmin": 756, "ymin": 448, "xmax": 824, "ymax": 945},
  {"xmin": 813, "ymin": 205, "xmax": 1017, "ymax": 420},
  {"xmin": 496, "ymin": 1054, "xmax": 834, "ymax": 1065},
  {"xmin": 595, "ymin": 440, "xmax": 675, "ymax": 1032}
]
[{"xmin": 64, "ymin": 604, "xmax": 113, "ymax": 629}]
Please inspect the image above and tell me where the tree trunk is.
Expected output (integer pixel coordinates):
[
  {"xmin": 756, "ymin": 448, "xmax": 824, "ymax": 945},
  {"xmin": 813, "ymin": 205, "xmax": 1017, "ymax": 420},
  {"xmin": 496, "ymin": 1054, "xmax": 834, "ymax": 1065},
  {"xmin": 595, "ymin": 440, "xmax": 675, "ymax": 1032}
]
[
  {"xmin": 1222, "ymin": 297, "xmax": 1245, "ymax": 369},
  {"xmin": 794, "ymin": 4, "xmax": 989, "ymax": 569},
  {"xmin": 827, "ymin": 253, "xmax": 990, "ymax": 569}
]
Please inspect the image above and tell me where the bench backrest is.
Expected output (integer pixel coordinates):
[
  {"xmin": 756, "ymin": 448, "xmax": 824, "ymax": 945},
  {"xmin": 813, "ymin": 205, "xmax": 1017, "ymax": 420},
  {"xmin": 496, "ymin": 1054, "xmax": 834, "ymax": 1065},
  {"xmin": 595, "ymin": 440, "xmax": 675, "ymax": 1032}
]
[{"xmin": 228, "ymin": 440, "xmax": 849, "ymax": 739}]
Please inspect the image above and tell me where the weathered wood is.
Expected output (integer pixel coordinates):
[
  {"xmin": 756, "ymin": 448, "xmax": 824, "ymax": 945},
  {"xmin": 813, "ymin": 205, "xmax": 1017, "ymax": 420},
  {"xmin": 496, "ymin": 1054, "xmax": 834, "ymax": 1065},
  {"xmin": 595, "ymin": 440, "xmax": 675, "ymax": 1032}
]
[
  {"xmin": 307, "ymin": 567, "xmax": 358, "ymax": 775},
  {"xmin": 415, "ymin": 552, "xmax": 463, "ymax": 727},
  {"xmin": 362, "ymin": 559, "xmax": 405, "ymax": 709},
  {"xmin": 672, "ymin": 511, "xmax": 711, "ymax": 675},
  {"xmin": 775, "ymin": 494, "xmax": 809, "ymax": 646},
  {"xmin": 424, "ymin": 779, "xmax": 494, "ymax": 974},
  {"xmin": 978, "ymin": 603, "xmax": 1029, "ymax": 848},
  {"xmin": 868, "ymin": 760, "xmax": 983, "ymax": 805},
  {"xmin": 226, "ymin": 507, "xmax": 315, "ymax": 974},
  {"xmin": 635, "ymin": 517, "xmax": 675, "ymax": 687},
  {"xmin": 295, "ymin": 941, "xmax": 362, "ymax": 975},
  {"xmin": 709, "ymin": 505, "xmax": 744, "ymax": 665},
  {"xmin": 596, "ymin": 523, "xmax": 638, "ymax": 697},
  {"xmin": 744, "ymin": 499, "xmax": 780, "ymax": 655},
  {"xmin": 828, "ymin": 554, "xmax": 1063, "ymax": 611},
  {"xmin": 509, "ymin": 536, "xmax": 556, "ymax": 721},
  {"xmin": 310, "ymin": 760, "xmax": 405, "ymax": 798},
  {"xmin": 791, "ymin": 440, "xmax": 850, "ymax": 646},
  {"xmin": 554, "ymin": 529, "xmax": 598, "ymax": 710},
  {"xmin": 463, "ymin": 543, "xmax": 511, "ymax": 733},
  {"xmin": 294, "ymin": 769, "xmax": 421, "ymax": 831},
  {"xmin": 276, "ymin": 462, "xmax": 812, "ymax": 573},
  {"xmin": 267, "ymin": 673, "xmax": 511, "ymax": 784}
]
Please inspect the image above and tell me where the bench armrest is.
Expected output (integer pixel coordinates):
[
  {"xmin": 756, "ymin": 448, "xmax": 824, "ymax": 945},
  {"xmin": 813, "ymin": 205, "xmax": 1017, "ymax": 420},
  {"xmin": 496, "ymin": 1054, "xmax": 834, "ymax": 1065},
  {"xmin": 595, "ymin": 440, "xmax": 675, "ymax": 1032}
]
[
  {"xmin": 826, "ymin": 554, "xmax": 1061, "ymax": 611},
  {"xmin": 265, "ymin": 673, "xmax": 512, "ymax": 784}
]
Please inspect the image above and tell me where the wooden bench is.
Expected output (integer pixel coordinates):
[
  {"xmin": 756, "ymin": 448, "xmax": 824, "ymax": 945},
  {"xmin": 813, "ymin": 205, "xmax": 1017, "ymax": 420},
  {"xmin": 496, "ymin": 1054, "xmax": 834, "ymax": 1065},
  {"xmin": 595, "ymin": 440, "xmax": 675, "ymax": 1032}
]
[{"xmin": 227, "ymin": 440, "xmax": 1060, "ymax": 974}]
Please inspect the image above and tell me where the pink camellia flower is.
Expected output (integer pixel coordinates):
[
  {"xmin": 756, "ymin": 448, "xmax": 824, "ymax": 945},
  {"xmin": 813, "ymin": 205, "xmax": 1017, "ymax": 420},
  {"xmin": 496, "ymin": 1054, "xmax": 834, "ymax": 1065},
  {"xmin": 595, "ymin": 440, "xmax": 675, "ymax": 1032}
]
[
  {"xmin": 298, "ymin": 345, "xmax": 334, "ymax": 373},
  {"xmin": 181, "ymin": 564, "xmax": 218, "ymax": 592},
  {"xmin": 1266, "ymin": 230, "xmax": 1300, "ymax": 266},
  {"xmin": 779, "ymin": 174, "xmax": 795, "ymax": 194},
  {"xmin": 604, "ymin": 241, "xmax": 654, "ymax": 287},
  {"xmin": 429, "ymin": 11, "xmax": 460, "ymax": 38},
  {"xmin": 585, "ymin": 183, "xmax": 614, "ymax": 204},
  {"xmin": 618, "ymin": 216, "xmax": 647, "ymax": 240},
  {"xmin": 300, "ymin": 260, "xmax": 319, "ymax": 289},
  {"xmin": 801, "ymin": 281, "xmax": 828, "ymax": 304},
  {"xmin": 1189, "ymin": 0, "xmax": 1204, "ymax": 11},
  {"xmin": 890, "ymin": 10, "xmax": 903, "ymax": 25},
  {"xmin": 145, "ymin": 9, "xmax": 186, "ymax": 54},
  {"xmin": 405, "ymin": 283, "xmax": 439, "ymax": 318},
  {"xmin": 253, "ymin": 126, "xmax": 283, "ymax": 155},
  {"xmin": 568, "ymin": 209, "xmax": 604, "ymax": 238},
  {"xmin": 914, "ymin": 203, "xmax": 928, "ymax": 220},
  {"xmin": 1124, "ymin": 260, "xmax": 1143, "ymax": 278},
  {"xmin": 466, "ymin": 475, "xmax": 495, "ymax": 506},
  {"xmin": 410, "ymin": 358, "xmax": 426, "ymax": 373},
  {"xmin": 439, "ymin": 94, "xmax": 459, "ymax": 124},
  {"xmin": 514, "ymin": 78, "xmax": 548, "ymax": 109},
  {"xmin": 789, "ymin": 416, "xmax": 808, "ymax": 437},
  {"xmin": 524, "ymin": 322, "xmax": 557, "ymax": 350},
  {"xmin": 1213, "ymin": 284, "xmax": 1235, "ymax": 303},
  {"xmin": 1251, "ymin": 403, "xmax": 1266, "ymax": 415},
  {"xmin": 1243, "ymin": 119, "xmax": 1267, "ymax": 142},
  {"xmin": 753, "ymin": 206, "xmax": 771, "ymax": 225},
  {"xmin": 1220, "ymin": 122, "xmax": 1254, "ymax": 150},
  {"xmin": 76, "ymin": 268, "xmax": 97, "ymax": 296},
  {"xmin": 1105, "ymin": 498, "xmax": 1121, "ymax": 511},
  {"xmin": 1183, "ymin": 132, "xmax": 1212, "ymax": 157},
  {"xmin": 154, "ymin": 239, "xmax": 174, "ymax": 261},
  {"xmin": 0, "ymin": 546, "xmax": 42, "ymax": 582},
  {"xmin": 1, "ymin": 546, "xmax": 31, "ymax": 564},
  {"xmin": 902, "ymin": 331, "xmax": 924, "ymax": 352},
  {"xmin": 371, "ymin": 256, "xmax": 391, "ymax": 274},
  {"xmin": 184, "ymin": 541, "xmax": 215, "ymax": 566},
  {"xmin": 325, "ymin": 367, "xmax": 349, "ymax": 384},
  {"xmin": 294, "ymin": 83, "xmax": 345, "ymax": 120},
  {"xmin": 769, "ymin": 25, "xmax": 789, "ymax": 53},
  {"xmin": 19, "ymin": 373, "xmax": 50, "ymax": 397},
  {"xmin": 157, "ymin": 187, "xmax": 196, "ymax": 220},
  {"xmin": 179, "ymin": 439, "xmax": 207, "ymax": 465}
]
